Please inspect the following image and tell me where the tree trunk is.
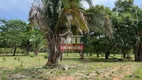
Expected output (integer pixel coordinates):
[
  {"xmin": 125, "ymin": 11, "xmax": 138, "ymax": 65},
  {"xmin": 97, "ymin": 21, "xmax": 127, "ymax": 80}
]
[
  {"xmin": 89, "ymin": 53, "xmax": 92, "ymax": 56},
  {"xmin": 105, "ymin": 51, "xmax": 110, "ymax": 59},
  {"xmin": 80, "ymin": 51, "xmax": 84, "ymax": 60},
  {"xmin": 123, "ymin": 53, "xmax": 126, "ymax": 59},
  {"xmin": 26, "ymin": 48, "xmax": 30, "ymax": 56},
  {"xmin": 45, "ymin": 34, "xmax": 61, "ymax": 66},
  {"xmin": 97, "ymin": 53, "xmax": 99, "ymax": 58},
  {"xmin": 13, "ymin": 44, "xmax": 17, "ymax": 56},
  {"xmin": 34, "ymin": 49, "xmax": 39, "ymax": 56},
  {"xmin": 66, "ymin": 50, "xmax": 68, "ymax": 56},
  {"xmin": 134, "ymin": 42, "xmax": 142, "ymax": 61},
  {"xmin": 46, "ymin": 42, "xmax": 60, "ymax": 66},
  {"xmin": 26, "ymin": 41, "xmax": 30, "ymax": 55}
]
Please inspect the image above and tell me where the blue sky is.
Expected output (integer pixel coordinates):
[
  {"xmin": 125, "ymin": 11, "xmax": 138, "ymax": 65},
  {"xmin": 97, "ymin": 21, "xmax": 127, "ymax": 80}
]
[{"xmin": 0, "ymin": 0, "xmax": 142, "ymax": 22}]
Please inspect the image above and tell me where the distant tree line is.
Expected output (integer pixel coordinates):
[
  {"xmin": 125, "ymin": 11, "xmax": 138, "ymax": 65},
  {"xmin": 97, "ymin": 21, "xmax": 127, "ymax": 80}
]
[
  {"xmin": 82, "ymin": 0, "xmax": 142, "ymax": 61},
  {"xmin": 0, "ymin": 19, "xmax": 46, "ymax": 56}
]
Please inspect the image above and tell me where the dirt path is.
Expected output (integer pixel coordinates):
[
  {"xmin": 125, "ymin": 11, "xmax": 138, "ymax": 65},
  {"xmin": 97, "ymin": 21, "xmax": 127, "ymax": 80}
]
[
  {"xmin": 5, "ymin": 64, "xmax": 135, "ymax": 80},
  {"xmin": 95, "ymin": 64, "xmax": 134, "ymax": 80},
  {"xmin": 112, "ymin": 65, "xmax": 134, "ymax": 80},
  {"xmin": 53, "ymin": 64, "xmax": 134, "ymax": 80}
]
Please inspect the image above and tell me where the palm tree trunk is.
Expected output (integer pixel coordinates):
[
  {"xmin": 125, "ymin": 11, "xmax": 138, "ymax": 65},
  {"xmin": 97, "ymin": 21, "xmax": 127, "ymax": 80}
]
[
  {"xmin": 46, "ymin": 41, "xmax": 60, "ymax": 66},
  {"xmin": 45, "ymin": 32, "xmax": 61, "ymax": 66}
]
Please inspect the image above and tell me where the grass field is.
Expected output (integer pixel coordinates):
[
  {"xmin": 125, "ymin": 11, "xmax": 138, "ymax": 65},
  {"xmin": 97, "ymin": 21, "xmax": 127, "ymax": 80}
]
[{"xmin": 0, "ymin": 53, "xmax": 142, "ymax": 80}]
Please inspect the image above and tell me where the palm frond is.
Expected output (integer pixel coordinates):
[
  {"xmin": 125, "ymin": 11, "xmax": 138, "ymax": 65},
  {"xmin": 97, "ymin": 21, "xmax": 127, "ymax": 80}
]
[
  {"xmin": 85, "ymin": 6, "xmax": 113, "ymax": 38},
  {"xmin": 69, "ymin": 9, "xmax": 89, "ymax": 33},
  {"xmin": 56, "ymin": 8, "xmax": 89, "ymax": 34}
]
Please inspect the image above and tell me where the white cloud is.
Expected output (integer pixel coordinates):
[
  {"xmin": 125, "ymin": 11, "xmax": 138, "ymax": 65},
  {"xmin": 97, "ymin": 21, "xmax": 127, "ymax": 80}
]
[
  {"xmin": 82, "ymin": 0, "xmax": 116, "ymax": 9},
  {"xmin": 92, "ymin": 0, "xmax": 116, "ymax": 8}
]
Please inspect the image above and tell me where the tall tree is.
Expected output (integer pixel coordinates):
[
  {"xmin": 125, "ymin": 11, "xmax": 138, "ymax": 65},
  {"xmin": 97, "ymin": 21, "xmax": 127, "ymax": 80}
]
[
  {"xmin": 83, "ymin": 5, "xmax": 113, "ymax": 59},
  {"xmin": 113, "ymin": 0, "xmax": 142, "ymax": 60}
]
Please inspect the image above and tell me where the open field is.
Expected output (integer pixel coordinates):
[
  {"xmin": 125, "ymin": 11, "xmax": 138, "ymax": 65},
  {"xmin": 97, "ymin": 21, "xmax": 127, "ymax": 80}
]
[{"xmin": 0, "ymin": 53, "xmax": 142, "ymax": 80}]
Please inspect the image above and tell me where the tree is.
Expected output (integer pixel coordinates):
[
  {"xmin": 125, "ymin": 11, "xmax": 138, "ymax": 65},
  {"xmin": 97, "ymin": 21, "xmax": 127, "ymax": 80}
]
[
  {"xmin": 82, "ymin": 5, "xmax": 113, "ymax": 59},
  {"xmin": 113, "ymin": 0, "xmax": 142, "ymax": 60},
  {"xmin": 20, "ymin": 25, "xmax": 32, "ymax": 55},
  {"xmin": 134, "ymin": 7, "xmax": 142, "ymax": 61},
  {"xmin": 29, "ymin": 0, "xmax": 92, "ymax": 66},
  {"xmin": 30, "ymin": 27, "xmax": 46, "ymax": 56},
  {"xmin": 0, "ymin": 19, "xmax": 28, "ymax": 56}
]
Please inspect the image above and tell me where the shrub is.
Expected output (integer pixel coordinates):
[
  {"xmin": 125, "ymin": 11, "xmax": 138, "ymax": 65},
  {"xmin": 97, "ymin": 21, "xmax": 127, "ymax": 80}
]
[
  {"xmin": 16, "ymin": 48, "xmax": 25, "ymax": 53},
  {"xmin": 0, "ymin": 48, "xmax": 25, "ymax": 55},
  {"xmin": 1, "ymin": 75, "xmax": 8, "ymax": 80},
  {"xmin": 0, "ymin": 48, "xmax": 12, "ymax": 54},
  {"xmin": 30, "ymin": 54, "xmax": 35, "ymax": 58},
  {"xmin": 44, "ymin": 55, "xmax": 48, "ymax": 59}
]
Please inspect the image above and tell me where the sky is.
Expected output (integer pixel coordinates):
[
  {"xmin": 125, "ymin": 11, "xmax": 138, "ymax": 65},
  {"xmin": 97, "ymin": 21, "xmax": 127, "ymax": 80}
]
[{"xmin": 0, "ymin": 0, "xmax": 142, "ymax": 22}]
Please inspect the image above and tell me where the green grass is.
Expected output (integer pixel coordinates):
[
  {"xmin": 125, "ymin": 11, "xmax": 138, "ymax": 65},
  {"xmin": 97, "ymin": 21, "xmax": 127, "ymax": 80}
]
[{"xmin": 0, "ymin": 53, "xmax": 142, "ymax": 80}]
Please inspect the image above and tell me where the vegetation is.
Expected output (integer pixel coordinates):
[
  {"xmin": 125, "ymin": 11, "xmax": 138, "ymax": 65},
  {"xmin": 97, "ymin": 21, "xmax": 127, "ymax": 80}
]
[
  {"xmin": 29, "ymin": 0, "xmax": 113, "ymax": 66},
  {"xmin": 0, "ymin": 53, "xmax": 142, "ymax": 80},
  {"xmin": 0, "ymin": 0, "xmax": 142, "ymax": 79}
]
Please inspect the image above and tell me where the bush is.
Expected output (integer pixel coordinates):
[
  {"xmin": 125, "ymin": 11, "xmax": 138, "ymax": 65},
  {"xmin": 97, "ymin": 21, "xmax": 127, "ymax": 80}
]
[
  {"xmin": 44, "ymin": 55, "xmax": 48, "ymax": 59},
  {"xmin": 0, "ymin": 48, "xmax": 25, "ymax": 55},
  {"xmin": 0, "ymin": 48, "xmax": 12, "ymax": 54},
  {"xmin": 30, "ymin": 54, "xmax": 35, "ymax": 58},
  {"xmin": 16, "ymin": 48, "xmax": 25, "ymax": 53},
  {"xmin": 1, "ymin": 75, "xmax": 8, "ymax": 80}
]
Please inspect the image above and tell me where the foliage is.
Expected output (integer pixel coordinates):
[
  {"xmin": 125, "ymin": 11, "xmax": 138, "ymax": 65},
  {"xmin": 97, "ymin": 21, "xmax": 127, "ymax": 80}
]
[
  {"xmin": 30, "ymin": 28, "xmax": 46, "ymax": 55},
  {"xmin": 111, "ymin": 0, "xmax": 142, "ymax": 59},
  {"xmin": 0, "ymin": 48, "xmax": 12, "ymax": 54},
  {"xmin": 0, "ymin": 20, "xmax": 27, "ymax": 47},
  {"xmin": 85, "ymin": 5, "xmax": 113, "ymax": 38}
]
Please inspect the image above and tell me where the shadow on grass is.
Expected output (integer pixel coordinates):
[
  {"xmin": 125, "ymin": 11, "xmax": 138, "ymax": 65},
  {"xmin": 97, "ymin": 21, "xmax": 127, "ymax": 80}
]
[
  {"xmin": 63, "ymin": 57, "xmax": 135, "ymax": 63},
  {"xmin": 0, "ymin": 55, "xmax": 28, "ymax": 57},
  {"xmin": 0, "ymin": 66, "xmax": 46, "ymax": 80}
]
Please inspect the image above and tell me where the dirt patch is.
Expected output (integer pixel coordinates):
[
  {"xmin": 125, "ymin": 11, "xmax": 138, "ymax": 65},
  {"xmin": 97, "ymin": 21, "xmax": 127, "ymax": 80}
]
[
  {"xmin": 112, "ymin": 65, "xmax": 134, "ymax": 80},
  {"xmin": 85, "ymin": 64, "xmax": 134, "ymax": 80}
]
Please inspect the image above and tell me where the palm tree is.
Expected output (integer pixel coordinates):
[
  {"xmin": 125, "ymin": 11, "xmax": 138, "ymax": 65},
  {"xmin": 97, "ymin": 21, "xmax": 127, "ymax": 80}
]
[
  {"xmin": 31, "ymin": 34, "xmax": 46, "ymax": 56},
  {"xmin": 85, "ymin": 5, "xmax": 113, "ymax": 38},
  {"xmin": 29, "ymin": 0, "xmax": 113, "ymax": 66},
  {"xmin": 29, "ymin": 0, "xmax": 91, "ymax": 66}
]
